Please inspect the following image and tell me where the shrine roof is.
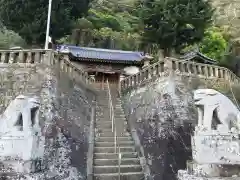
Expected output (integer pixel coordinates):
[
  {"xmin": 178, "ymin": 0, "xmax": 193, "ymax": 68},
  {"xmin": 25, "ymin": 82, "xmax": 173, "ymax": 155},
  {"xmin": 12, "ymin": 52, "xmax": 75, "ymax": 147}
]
[
  {"xmin": 56, "ymin": 45, "xmax": 145, "ymax": 62},
  {"xmin": 179, "ymin": 49, "xmax": 217, "ymax": 64}
]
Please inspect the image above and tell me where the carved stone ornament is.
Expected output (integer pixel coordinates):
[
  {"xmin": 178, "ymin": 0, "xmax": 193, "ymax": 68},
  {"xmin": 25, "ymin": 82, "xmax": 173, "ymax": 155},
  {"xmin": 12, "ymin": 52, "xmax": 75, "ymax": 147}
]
[
  {"xmin": 0, "ymin": 95, "xmax": 41, "ymax": 134},
  {"xmin": 193, "ymin": 88, "xmax": 240, "ymax": 132}
]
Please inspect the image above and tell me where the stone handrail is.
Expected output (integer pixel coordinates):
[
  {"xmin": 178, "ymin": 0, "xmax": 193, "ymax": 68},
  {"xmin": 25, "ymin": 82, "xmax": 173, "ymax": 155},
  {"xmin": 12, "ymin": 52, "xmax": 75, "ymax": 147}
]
[
  {"xmin": 0, "ymin": 49, "xmax": 52, "ymax": 64},
  {"xmin": 58, "ymin": 54, "xmax": 95, "ymax": 85},
  {"xmin": 120, "ymin": 57, "xmax": 240, "ymax": 91},
  {"xmin": 0, "ymin": 49, "xmax": 95, "ymax": 86}
]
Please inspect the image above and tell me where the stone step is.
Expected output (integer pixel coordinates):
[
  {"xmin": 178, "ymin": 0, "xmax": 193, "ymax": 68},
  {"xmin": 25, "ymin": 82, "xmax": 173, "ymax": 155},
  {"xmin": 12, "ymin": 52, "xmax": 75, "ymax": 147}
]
[
  {"xmin": 94, "ymin": 146, "xmax": 135, "ymax": 153},
  {"xmin": 98, "ymin": 100, "xmax": 121, "ymax": 104},
  {"xmin": 96, "ymin": 114, "xmax": 112, "ymax": 118},
  {"xmin": 114, "ymin": 110, "xmax": 125, "ymax": 114},
  {"xmin": 99, "ymin": 104, "xmax": 122, "ymax": 108},
  {"xmin": 96, "ymin": 125, "xmax": 127, "ymax": 130},
  {"xmin": 96, "ymin": 120, "xmax": 126, "ymax": 125},
  {"xmin": 95, "ymin": 141, "xmax": 134, "ymax": 147},
  {"xmin": 96, "ymin": 114, "xmax": 125, "ymax": 119},
  {"xmin": 94, "ymin": 158, "xmax": 140, "ymax": 166},
  {"xmin": 96, "ymin": 131, "xmax": 130, "ymax": 137},
  {"xmin": 96, "ymin": 120, "xmax": 126, "ymax": 123},
  {"xmin": 94, "ymin": 172, "xmax": 144, "ymax": 180},
  {"xmin": 93, "ymin": 164, "xmax": 142, "ymax": 174},
  {"xmin": 94, "ymin": 152, "xmax": 138, "ymax": 159},
  {"xmin": 96, "ymin": 127, "xmax": 128, "ymax": 132},
  {"xmin": 96, "ymin": 120, "xmax": 112, "ymax": 124},
  {"xmin": 95, "ymin": 123, "xmax": 112, "ymax": 129},
  {"xmin": 97, "ymin": 117, "xmax": 126, "ymax": 121},
  {"xmin": 95, "ymin": 136, "xmax": 132, "ymax": 142},
  {"xmin": 113, "ymin": 112, "xmax": 125, "ymax": 115}
]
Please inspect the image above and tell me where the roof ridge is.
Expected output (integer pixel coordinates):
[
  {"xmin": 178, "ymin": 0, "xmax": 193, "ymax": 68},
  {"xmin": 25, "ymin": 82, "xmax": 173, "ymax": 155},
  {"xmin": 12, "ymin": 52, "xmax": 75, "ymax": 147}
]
[
  {"xmin": 63, "ymin": 45, "xmax": 144, "ymax": 55},
  {"xmin": 56, "ymin": 44, "xmax": 145, "ymax": 62}
]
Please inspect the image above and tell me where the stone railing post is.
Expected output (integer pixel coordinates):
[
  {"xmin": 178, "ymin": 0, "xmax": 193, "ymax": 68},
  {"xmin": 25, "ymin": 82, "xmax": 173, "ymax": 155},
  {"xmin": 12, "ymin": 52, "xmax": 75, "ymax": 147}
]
[
  {"xmin": 164, "ymin": 58, "xmax": 173, "ymax": 74},
  {"xmin": 18, "ymin": 51, "xmax": 25, "ymax": 63},
  {"xmin": 26, "ymin": 51, "xmax": 32, "ymax": 63},
  {"xmin": 214, "ymin": 67, "xmax": 218, "ymax": 78},
  {"xmin": 42, "ymin": 50, "xmax": 54, "ymax": 65},
  {"xmin": 196, "ymin": 65, "xmax": 201, "ymax": 75},
  {"xmin": 210, "ymin": 67, "xmax": 214, "ymax": 77},
  {"xmin": 192, "ymin": 64, "xmax": 197, "ymax": 75},
  {"xmin": 9, "ymin": 52, "xmax": 16, "ymax": 63},
  {"xmin": 34, "ymin": 51, "xmax": 41, "ymax": 63},
  {"xmin": 1, "ymin": 52, "xmax": 6, "ymax": 63},
  {"xmin": 203, "ymin": 65, "xmax": 209, "ymax": 77}
]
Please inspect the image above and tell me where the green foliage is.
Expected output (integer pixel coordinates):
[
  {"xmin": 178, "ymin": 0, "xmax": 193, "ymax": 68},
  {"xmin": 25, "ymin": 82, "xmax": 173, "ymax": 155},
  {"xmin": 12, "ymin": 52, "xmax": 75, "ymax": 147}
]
[
  {"xmin": 88, "ymin": 9, "xmax": 122, "ymax": 31},
  {"xmin": 0, "ymin": 0, "xmax": 90, "ymax": 45},
  {"xmin": 0, "ymin": 28, "xmax": 26, "ymax": 49},
  {"xmin": 199, "ymin": 27, "xmax": 228, "ymax": 61},
  {"xmin": 137, "ymin": 0, "xmax": 214, "ymax": 56},
  {"xmin": 57, "ymin": 0, "xmax": 143, "ymax": 51}
]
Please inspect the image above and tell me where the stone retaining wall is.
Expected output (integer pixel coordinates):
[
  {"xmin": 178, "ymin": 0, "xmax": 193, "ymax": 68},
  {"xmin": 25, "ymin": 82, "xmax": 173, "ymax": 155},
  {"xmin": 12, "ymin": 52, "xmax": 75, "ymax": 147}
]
[{"xmin": 0, "ymin": 56, "xmax": 96, "ymax": 179}]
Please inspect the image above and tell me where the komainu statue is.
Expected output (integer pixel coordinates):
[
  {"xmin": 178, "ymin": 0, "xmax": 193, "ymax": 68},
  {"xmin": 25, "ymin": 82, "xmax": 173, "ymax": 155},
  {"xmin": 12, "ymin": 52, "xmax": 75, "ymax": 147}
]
[
  {"xmin": 178, "ymin": 89, "xmax": 240, "ymax": 179},
  {"xmin": 0, "ymin": 95, "xmax": 44, "ymax": 173},
  {"xmin": 194, "ymin": 88, "xmax": 240, "ymax": 131},
  {"xmin": 0, "ymin": 95, "xmax": 41, "ymax": 134}
]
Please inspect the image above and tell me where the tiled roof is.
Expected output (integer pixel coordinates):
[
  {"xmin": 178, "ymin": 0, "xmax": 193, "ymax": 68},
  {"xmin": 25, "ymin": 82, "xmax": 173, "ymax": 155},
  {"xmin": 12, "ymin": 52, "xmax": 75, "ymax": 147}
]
[
  {"xmin": 180, "ymin": 50, "xmax": 217, "ymax": 64},
  {"xmin": 56, "ymin": 45, "xmax": 145, "ymax": 62}
]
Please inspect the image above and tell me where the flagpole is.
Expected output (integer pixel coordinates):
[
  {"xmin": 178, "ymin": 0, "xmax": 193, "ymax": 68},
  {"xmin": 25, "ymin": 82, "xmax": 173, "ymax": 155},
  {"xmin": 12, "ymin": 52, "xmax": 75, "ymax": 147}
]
[{"xmin": 44, "ymin": 0, "xmax": 52, "ymax": 50}]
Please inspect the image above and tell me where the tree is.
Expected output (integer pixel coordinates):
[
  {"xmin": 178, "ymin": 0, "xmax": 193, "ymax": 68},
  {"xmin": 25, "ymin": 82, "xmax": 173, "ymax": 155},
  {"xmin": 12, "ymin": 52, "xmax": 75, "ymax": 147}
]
[
  {"xmin": 71, "ymin": 18, "xmax": 94, "ymax": 46},
  {"xmin": 0, "ymin": 0, "xmax": 90, "ymax": 45},
  {"xmin": 56, "ymin": 0, "xmax": 143, "ymax": 51},
  {"xmin": 137, "ymin": 0, "xmax": 214, "ymax": 56},
  {"xmin": 0, "ymin": 29, "xmax": 26, "ymax": 49},
  {"xmin": 199, "ymin": 27, "xmax": 228, "ymax": 61}
]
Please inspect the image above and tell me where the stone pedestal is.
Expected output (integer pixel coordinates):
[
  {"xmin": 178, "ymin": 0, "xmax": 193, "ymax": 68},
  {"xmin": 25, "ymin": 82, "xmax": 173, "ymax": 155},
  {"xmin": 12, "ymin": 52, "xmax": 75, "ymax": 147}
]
[
  {"xmin": 178, "ymin": 126, "xmax": 240, "ymax": 180},
  {"xmin": 178, "ymin": 170, "xmax": 240, "ymax": 180},
  {"xmin": 0, "ymin": 131, "xmax": 45, "ymax": 174},
  {"xmin": 192, "ymin": 127, "xmax": 240, "ymax": 165}
]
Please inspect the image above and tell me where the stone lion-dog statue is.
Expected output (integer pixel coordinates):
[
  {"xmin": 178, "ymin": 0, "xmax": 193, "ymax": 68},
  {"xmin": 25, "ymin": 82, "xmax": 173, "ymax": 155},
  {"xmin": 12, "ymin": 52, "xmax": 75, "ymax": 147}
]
[
  {"xmin": 194, "ymin": 89, "xmax": 240, "ymax": 131},
  {"xmin": 0, "ymin": 95, "xmax": 41, "ymax": 134}
]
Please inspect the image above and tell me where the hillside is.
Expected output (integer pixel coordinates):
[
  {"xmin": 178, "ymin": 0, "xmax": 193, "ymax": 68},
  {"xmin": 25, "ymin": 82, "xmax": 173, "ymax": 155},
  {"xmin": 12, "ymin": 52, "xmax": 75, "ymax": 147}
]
[{"xmin": 212, "ymin": 0, "xmax": 240, "ymax": 40}]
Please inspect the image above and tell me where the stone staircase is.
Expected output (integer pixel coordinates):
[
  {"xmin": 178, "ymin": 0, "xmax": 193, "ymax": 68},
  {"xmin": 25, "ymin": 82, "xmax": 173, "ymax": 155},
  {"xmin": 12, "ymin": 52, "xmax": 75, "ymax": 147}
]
[{"xmin": 93, "ymin": 84, "xmax": 144, "ymax": 180}]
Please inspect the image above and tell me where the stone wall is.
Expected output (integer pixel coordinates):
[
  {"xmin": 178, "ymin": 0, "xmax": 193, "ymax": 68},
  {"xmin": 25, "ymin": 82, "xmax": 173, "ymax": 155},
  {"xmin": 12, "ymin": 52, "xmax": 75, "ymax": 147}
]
[
  {"xmin": 121, "ymin": 74, "xmax": 194, "ymax": 180},
  {"xmin": 0, "ymin": 61, "xmax": 96, "ymax": 179},
  {"xmin": 49, "ymin": 63, "xmax": 96, "ymax": 179}
]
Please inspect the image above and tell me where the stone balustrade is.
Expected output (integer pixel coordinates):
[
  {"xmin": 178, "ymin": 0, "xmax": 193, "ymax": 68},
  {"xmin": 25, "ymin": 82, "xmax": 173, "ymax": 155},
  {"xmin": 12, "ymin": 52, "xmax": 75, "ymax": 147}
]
[
  {"xmin": 0, "ymin": 49, "xmax": 53, "ymax": 64},
  {"xmin": 0, "ymin": 49, "xmax": 94, "ymax": 87},
  {"xmin": 121, "ymin": 61, "xmax": 165, "ymax": 90},
  {"xmin": 59, "ymin": 55, "xmax": 95, "ymax": 85},
  {"xmin": 121, "ymin": 57, "xmax": 240, "ymax": 91}
]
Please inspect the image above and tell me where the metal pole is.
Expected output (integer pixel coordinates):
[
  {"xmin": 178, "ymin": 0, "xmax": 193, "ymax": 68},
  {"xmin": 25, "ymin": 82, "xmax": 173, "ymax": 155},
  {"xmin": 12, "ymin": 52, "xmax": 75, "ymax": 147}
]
[
  {"xmin": 118, "ymin": 149, "xmax": 121, "ymax": 180},
  {"xmin": 44, "ymin": 0, "xmax": 52, "ymax": 50}
]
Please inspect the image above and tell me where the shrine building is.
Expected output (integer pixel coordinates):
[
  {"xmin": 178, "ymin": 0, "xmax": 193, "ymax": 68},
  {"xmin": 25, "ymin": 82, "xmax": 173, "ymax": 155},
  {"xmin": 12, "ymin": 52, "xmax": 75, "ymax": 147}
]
[{"xmin": 56, "ymin": 45, "xmax": 152, "ymax": 86}]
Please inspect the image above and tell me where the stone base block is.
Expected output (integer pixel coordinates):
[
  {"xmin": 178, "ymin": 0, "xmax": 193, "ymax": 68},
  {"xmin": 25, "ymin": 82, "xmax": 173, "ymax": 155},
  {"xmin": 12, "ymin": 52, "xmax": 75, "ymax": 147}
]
[
  {"xmin": 178, "ymin": 170, "xmax": 240, "ymax": 180},
  {"xmin": 1, "ymin": 159, "xmax": 43, "ymax": 173},
  {"xmin": 192, "ymin": 130, "xmax": 240, "ymax": 164},
  {"xmin": 186, "ymin": 161, "xmax": 240, "ymax": 177},
  {"xmin": 0, "ymin": 172, "xmax": 45, "ymax": 180}
]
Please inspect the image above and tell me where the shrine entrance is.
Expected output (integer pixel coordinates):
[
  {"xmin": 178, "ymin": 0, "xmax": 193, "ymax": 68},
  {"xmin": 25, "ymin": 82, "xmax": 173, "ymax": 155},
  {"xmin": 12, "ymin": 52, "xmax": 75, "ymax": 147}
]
[{"xmin": 89, "ymin": 71, "xmax": 120, "ymax": 89}]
